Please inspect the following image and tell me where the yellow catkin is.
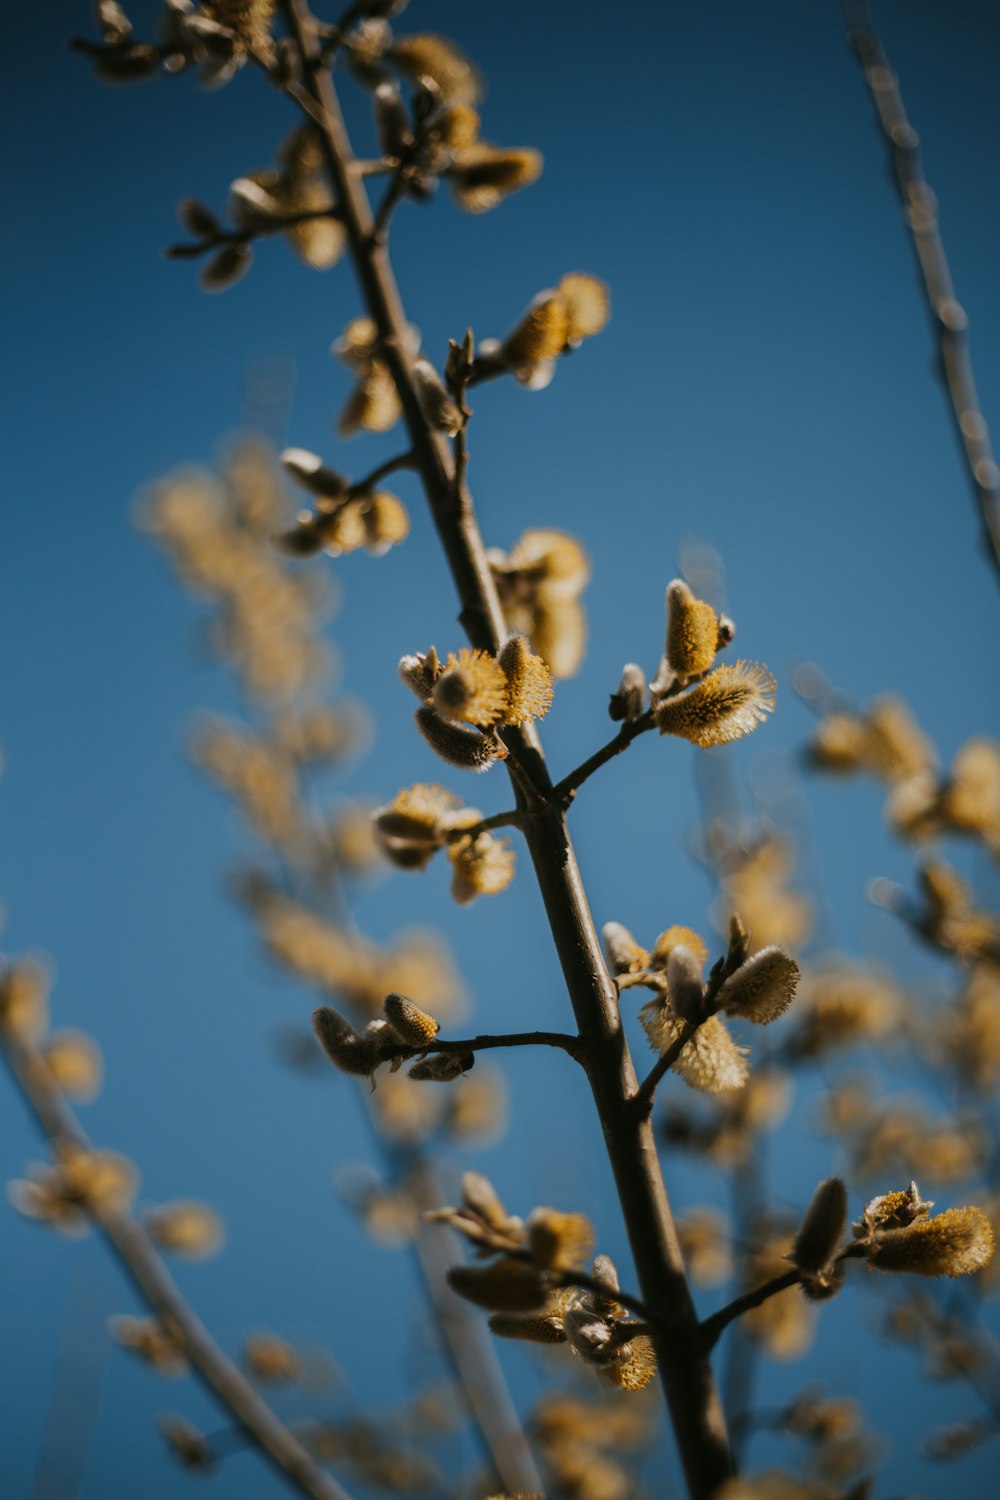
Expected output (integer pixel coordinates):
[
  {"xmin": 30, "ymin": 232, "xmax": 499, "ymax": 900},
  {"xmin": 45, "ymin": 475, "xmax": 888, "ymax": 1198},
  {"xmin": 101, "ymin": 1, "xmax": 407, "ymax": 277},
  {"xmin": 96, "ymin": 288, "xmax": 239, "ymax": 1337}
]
[
  {"xmin": 650, "ymin": 925, "xmax": 709, "ymax": 971},
  {"xmin": 655, "ymin": 661, "xmax": 776, "ymax": 747},
  {"xmin": 602, "ymin": 1334, "xmax": 658, "ymax": 1392},
  {"xmin": 391, "ymin": 34, "xmax": 482, "ymax": 104},
  {"xmin": 41, "ymin": 1031, "xmax": 103, "ymax": 1100},
  {"xmin": 498, "ymin": 635, "xmax": 553, "ymax": 724},
  {"xmin": 717, "ymin": 947, "xmax": 800, "ymax": 1025},
  {"xmin": 203, "ymin": 0, "xmax": 274, "ymax": 52},
  {"xmin": 502, "ymin": 294, "xmax": 571, "ymax": 369},
  {"xmin": 557, "ymin": 272, "xmax": 611, "ymax": 342},
  {"xmin": 448, "ymin": 833, "xmax": 516, "ymax": 903},
  {"xmin": 665, "ymin": 580, "xmax": 720, "ymax": 679},
  {"xmin": 433, "ymin": 648, "xmax": 510, "ymax": 726},
  {"xmin": 450, "ymin": 146, "xmax": 543, "ymax": 212},
  {"xmin": 383, "ymin": 992, "xmax": 440, "ymax": 1046},
  {"xmin": 146, "ymin": 1201, "xmax": 225, "ymax": 1259},
  {"xmin": 448, "ymin": 1258, "xmax": 549, "ymax": 1313},
  {"xmin": 527, "ymin": 1208, "xmax": 595, "ymax": 1270},
  {"xmin": 868, "ymin": 1206, "xmax": 995, "ymax": 1278}
]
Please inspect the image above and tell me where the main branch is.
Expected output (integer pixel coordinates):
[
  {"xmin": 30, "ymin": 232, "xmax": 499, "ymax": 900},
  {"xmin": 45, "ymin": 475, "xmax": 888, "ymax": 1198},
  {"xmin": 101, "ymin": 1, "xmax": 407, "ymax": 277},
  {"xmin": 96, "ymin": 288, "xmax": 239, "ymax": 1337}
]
[{"xmin": 282, "ymin": 5, "xmax": 733, "ymax": 1492}]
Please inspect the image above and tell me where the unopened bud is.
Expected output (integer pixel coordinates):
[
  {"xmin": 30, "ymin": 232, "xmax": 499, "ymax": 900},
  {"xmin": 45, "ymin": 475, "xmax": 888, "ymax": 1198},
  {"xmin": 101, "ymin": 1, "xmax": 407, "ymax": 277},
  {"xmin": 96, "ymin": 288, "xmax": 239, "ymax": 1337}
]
[
  {"xmin": 609, "ymin": 663, "xmax": 647, "ymax": 722},
  {"xmin": 412, "ymin": 359, "xmax": 464, "ymax": 436},
  {"xmin": 448, "ymin": 1258, "xmax": 549, "ymax": 1312},
  {"xmin": 280, "ymin": 448, "xmax": 348, "ymax": 499},
  {"xmin": 793, "ymin": 1177, "xmax": 848, "ymax": 1276}
]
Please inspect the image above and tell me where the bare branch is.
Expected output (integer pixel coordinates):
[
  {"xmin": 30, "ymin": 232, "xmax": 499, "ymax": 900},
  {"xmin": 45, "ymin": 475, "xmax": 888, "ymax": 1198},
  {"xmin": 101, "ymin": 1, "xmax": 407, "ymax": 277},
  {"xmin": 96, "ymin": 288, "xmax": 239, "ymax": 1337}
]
[
  {"xmin": 1, "ymin": 1035, "xmax": 354, "ymax": 1500},
  {"xmin": 844, "ymin": 0, "xmax": 1000, "ymax": 585}
]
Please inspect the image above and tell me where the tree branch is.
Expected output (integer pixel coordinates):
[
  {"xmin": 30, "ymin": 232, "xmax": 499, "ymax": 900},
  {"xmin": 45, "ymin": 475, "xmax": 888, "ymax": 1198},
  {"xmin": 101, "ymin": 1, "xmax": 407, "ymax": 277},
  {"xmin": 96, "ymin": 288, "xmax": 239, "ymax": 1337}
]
[
  {"xmin": 389, "ymin": 1029, "xmax": 582, "ymax": 1063},
  {"xmin": 632, "ymin": 1019, "xmax": 698, "ymax": 1118},
  {"xmin": 701, "ymin": 1243, "xmax": 867, "ymax": 1351},
  {"xmin": 280, "ymin": 4, "xmax": 734, "ymax": 1491},
  {"xmin": 844, "ymin": 0, "xmax": 1000, "ymax": 586},
  {"xmin": 550, "ymin": 709, "xmax": 655, "ymax": 804},
  {"xmin": 1, "ymin": 1035, "xmax": 354, "ymax": 1500}
]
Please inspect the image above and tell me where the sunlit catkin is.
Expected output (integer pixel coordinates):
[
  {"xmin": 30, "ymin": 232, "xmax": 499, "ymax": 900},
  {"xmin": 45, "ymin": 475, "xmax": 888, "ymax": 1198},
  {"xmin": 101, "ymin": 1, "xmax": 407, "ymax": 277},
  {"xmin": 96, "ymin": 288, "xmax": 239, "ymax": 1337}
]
[
  {"xmin": 414, "ymin": 705, "xmax": 504, "ymax": 771},
  {"xmin": 654, "ymin": 661, "xmax": 776, "ymax": 747},
  {"xmin": 498, "ymin": 635, "xmax": 553, "ymax": 724},
  {"xmin": 383, "ymin": 992, "xmax": 440, "ymax": 1046},
  {"xmin": 867, "ymin": 1205, "xmax": 995, "ymax": 1278},
  {"xmin": 717, "ymin": 947, "xmax": 800, "ymax": 1025},
  {"xmin": 665, "ymin": 579, "xmax": 720, "ymax": 680}
]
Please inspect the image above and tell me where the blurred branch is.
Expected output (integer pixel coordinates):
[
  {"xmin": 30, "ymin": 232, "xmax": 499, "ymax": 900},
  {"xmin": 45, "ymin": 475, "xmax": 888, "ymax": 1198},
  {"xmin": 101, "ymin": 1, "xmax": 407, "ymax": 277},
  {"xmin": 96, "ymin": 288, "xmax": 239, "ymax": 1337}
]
[
  {"xmin": 550, "ymin": 710, "xmax": 655, "ymax": 804},
  {"xmin": 844, "ymin": 0, "xmax": 1000, "ymax": 586},
  {"xmin": 1, "ymin": 1035, "xmax": 354, "ymax": 1500}
]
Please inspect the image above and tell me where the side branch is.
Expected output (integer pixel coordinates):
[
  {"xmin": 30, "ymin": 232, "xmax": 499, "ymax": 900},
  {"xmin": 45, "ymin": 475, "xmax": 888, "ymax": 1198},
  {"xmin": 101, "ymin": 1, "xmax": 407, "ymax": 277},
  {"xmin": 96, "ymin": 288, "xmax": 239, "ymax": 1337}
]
[
  {"xmin": 701, "ymin": 1243, "xmax": 867, "ymax": 1351},
  {"xmin": 2, "ymin": 1036, "xmax": 354, "ymax": 1500},
  {"xmin": 845, "ymin": 0, "xmax": 1000, "ymax": 585},
  {"xmin": 632, "ymin": 1019, "xmax": 697, "ymax": 1118},
  {"xmin": 551, "ymin": 709, "xmax": 655, "ymax": 804},
  {"xmin": 390, "ymin": 1029, "xmax": 582, "ymax": 1063}
]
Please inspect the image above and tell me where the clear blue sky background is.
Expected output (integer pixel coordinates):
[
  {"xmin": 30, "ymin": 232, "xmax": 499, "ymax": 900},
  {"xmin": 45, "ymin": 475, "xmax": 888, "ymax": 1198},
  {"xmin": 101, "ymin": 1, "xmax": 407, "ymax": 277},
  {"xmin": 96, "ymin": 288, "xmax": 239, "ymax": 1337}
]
[{"xmin": 3, "ymin": 1, "xmax": 1000, "ymax": 1495}]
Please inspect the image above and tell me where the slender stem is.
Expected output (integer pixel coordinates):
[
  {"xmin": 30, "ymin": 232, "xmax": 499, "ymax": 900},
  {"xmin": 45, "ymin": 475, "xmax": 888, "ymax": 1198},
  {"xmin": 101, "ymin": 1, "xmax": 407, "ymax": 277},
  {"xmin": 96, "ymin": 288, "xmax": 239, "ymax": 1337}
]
[
  {"xmin": 165, "ymin": 206, "xmax": 341, "ymax": 261},
  {"xmin": 633, "ymin": 1019, "xmax": 698, "ymax": 1118},
  {"xmin": 844, "ymin": 0, "xmax": 1000, "ymax": 586},
  {"xmin": 442, "ymin": 809, "xmax": 523, "ymax": 841},
  {"xmin": 371, "ymin": 169, "xmax": 410, "ymax": 244},
  {"xmin": 280, "ymin": 6, "xmax": 734, "ymax": 1491},
  {"xmin": 701, "ymin": 1243, "xmax": 866, "ymax": 1351},
  {"xmin": 551, "ymin": 709, "xmax": 655, "ymax": 804},
  {"xmin": 2, "ymin": 1037, "xmax": 354, "ymax": 1500},
  {"xmin": 389, "ymin": 1029, "xmax": 581, "ymax": 1063},
  {"xmin": 347, "ymin": 448, "xmax": 415, "ymax": 495}
]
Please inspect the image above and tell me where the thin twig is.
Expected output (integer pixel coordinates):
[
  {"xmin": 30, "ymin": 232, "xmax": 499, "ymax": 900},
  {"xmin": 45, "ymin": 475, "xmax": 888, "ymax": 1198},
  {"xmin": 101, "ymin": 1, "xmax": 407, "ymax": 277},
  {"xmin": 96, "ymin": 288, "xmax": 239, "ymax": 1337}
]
[
  {"xmin": 1, "ymin": 1036, "xmax": 354, "ymax": 1500},
  {"xmin": 281, "ymin": 4, "xmax": 734, "ymax": 1491},
  {"xmin": 165, "ymin": 207, "xmax": 341, "ymax": 261},
  {"xmin": 844, "ymin": 0, "xmax": 1000, "ymax": 585},
  {"xmin": 442, "ymin": 809, "xmax": 523, "ymax": 841},
  {"xmin": 701, "ymin": 1243, "xmax": 867, "ymax": 1351},
  {"xmin": 388, "ymin": 1029, "xmax": 582, "ymax": 1064},
  {"xmin": 347, "ymin": 449, "xmax": 415, "ymax": 495},
  {"xmin": 632, "ymin": 1020, "xmax": 698, "ymax": 1118},
  {"xmin": 550, "ymin": 709, "xmax": 655, "ymax": 804}
]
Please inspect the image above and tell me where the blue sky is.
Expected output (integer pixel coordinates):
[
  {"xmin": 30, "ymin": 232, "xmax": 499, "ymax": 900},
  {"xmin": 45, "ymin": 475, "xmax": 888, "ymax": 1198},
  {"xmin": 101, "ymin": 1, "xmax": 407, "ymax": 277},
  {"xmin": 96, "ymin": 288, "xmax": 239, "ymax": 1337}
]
[{"xmin": 3, "ymin": 2, "xmax": 1000, "ymax": 1495}]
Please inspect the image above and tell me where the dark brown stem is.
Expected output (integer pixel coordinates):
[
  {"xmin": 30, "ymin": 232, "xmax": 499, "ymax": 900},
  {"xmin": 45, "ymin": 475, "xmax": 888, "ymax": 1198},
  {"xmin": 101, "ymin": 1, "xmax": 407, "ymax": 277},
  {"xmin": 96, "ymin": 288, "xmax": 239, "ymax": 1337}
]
[
  {"xmin": 550, "ymin": 709, "xmax": 655, "ymax": 804},
  {"xmin": 1, "ymin": 1037, "xmax": 353, "ymax": 1500},
  {"xmin": 389, "ymin": 1029, "xmax": 581, "ymax": 1063},
  {"xmin": 633, "ymin": 1019, "xmax": 698, "ymax": 1119},
  {"xmin": 347, "ymin": 449, "xmax": 415, "ymax": 495},
  {"xmin": 281, "ymin": 5, "xmax": 733, "ymax": 1491},
  {"xmin": 701, "ymin": 1243, "xmax": 866, "ymax": 1351},
  {"xmin": 844, "ymin": 0, "xmax": 1000, "ymax": 586},
  {"xmin": 442, "ymin": 808, "xmax": 522, "ymax": 841}
]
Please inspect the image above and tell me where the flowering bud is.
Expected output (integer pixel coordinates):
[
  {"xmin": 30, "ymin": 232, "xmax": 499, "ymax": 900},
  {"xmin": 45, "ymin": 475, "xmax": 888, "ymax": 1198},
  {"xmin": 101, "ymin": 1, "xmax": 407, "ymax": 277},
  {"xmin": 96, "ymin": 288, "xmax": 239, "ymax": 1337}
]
[
  {"xmin": 200, "ymin": 242, "xmax": 252, "ymax": 292},
  {"xmin": 177, "ymin": 197, "xmax": 220, "ymax": 239},
  {"xmin": 312, "ymin": 1006, "xmax": 379, "ymax": 1077},
  {"xmin": 527, "ymin": 1208, "xmax": 594, "ymax": 1270},
  {"xmin": 414, "ymin": 705, "xmax": 504, "ymax": 771},
  {"xmin": 412, "ymin": 359, "xmax": 463, "ymax": 437},
  {"xmin": 448, "ymin": 1258, "xmax": 549, "ymax": 1312},
  {"xmin": 383, "ymin": 992, "xmax": 440, "ymax": 1045},
  {"xmin": 867, "ymin": 1205, "xmax": 995, "ymax": 1278},
  {"xmin": 654, "ymin": 661, "xmax": 776, "ymax": 748},
  {"xmin": 717, "ymin": 946, "xmax": 800, "ymax": 1025},
  {"xmin": 280, "ymin": 448, "xmax": 348, "ymax": 499},
  {"xmin": 488, "ymin": 1311, "xmax": 567, "ymax": 1343},
  {"xmin": 409, "ymin": 1050, "xmax": 473, "ymax": 1081},
  {"xmin": 601, "ymin": 922, "xmax": 650, "ymax": 976},
  {"xmin": 498, "ymin": 635, "xmax": 553, "ymax": 724}
]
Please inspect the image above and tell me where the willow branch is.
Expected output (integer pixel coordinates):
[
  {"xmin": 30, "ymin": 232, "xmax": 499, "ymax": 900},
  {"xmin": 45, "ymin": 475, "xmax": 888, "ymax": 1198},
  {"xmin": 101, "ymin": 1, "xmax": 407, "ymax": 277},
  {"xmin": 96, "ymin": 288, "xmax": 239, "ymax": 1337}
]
[
  {"xmin": 165, "ymin": 206, "xmax": 341, "ymax": 261},
  {"xmin": 701, "ymin": 1243, "xmax": 866, "ymax": 1351},
  {"xmin": 844, "ymin": 0, "xmax": 1000, "ymax": 585},
  {"xmin": 280, "ymin": 5, "xmax": 734, "ymax": 1492},
  {"xmin": 388, "ymin": 1029, "xmax": 582, "ymax": 1063},
  {"xmin": 1, "ymin": 1036, "xmax": 354, "ymax": 1500},
  {"xmin": 347, "ymin": 449, "xmax": 415, "ymax": 494},
  {"xmin": 550, "ymin": 709, "xmax": 655, "ymax": 804},
  {"xmin": 632, "ymin": 1019, "xmax": 698, "ymax": 1118}
]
